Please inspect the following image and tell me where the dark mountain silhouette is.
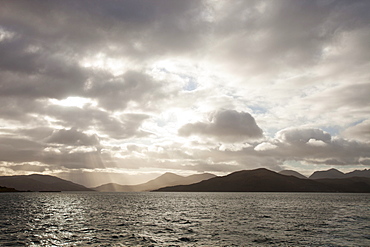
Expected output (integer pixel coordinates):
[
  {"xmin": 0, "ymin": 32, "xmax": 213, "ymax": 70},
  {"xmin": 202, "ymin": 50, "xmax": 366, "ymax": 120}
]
[
  {"xmin": 309, "ymin": 168, "xmax": 370, "ymax": 179},
  {"xmin": 309, "ymin": 168, "xmax": 346, "ymax": 179},
  {"xmin": 344, "ymin": 169, "xmax": 370, "ymax": 178},
  {"xmin": 0, "ymin": 174, "xmax": 93, "ymax": 192},
  {"xmin": 279, "ymin": 170, "xmax": 307, "ymax": 179},
  {"xmin": 155, "ymin": 168, "xmax": 370, "ymax": 193},
  {"xmin": 94, "ymin": 172, "xmax": 216, "ymax": 192},
  {"xmin": 0, "ymin": 186, "xmax": 19, "ymax": 192}
]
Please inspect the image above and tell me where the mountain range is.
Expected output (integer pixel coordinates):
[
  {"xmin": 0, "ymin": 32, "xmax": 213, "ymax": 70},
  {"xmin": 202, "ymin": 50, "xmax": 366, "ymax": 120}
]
[
  {"xmin": 1, "ymin": 168, "xmax": 370, "ymax": 193},
  {"xmin": 93, "ymin": 172, "xmax": 216, "ymax": 192},
  {"xmin": 309, "ymin": 168, "xmax": 370, "ymax": 179},
  {"xmin": 0, "ymin": 174, "xmax": 92, "ymax": 192},
  {"xmin": 155, "ymin": 168, "xmax": 370, "ymax": 193}
]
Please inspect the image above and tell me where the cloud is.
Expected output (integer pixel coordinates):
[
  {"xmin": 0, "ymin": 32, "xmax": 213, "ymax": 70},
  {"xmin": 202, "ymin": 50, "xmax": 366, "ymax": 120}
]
[
  {"xmin": 6, "ymin": 163, "xmax": 48, "ymax": 173},
  {"xmin": 39, "ymin": 105, "xmax": 150, "ymax": 139},
  {"xmin": 0, "ymin": 1, "xmax": 370, "ymax": 184},
  {"xmin": 252, "ymin": 127, "xmax": 370, "ymax": 166},
  {"xmin": 0, "ymin": 0, "xmax": 208, "ymax": 61},
  {"xmin": 276, "ymin": 127, "xmax": 331, "ymax": 144},
  {"xmin": 179, "ymin": 109, "xmax": 263, "ymax": 142},
  {"xmin": 46, "ymin": 128, "xmax": 99, "ymax": 146},
  {"xmin": 254, "ymin": 142, "xmax": 277, "ymax": 151},
  {"xmin": 86, "ymin": 70, "xmax": 165, "ymax": 111},
  {"xmin": 306, "ymin": 83, "xmax": 370, "ymax": 113},
  {"xmin": 341, "ymin": 120, "xmax": 370, "ymax": 142},
  {"xmin": 0, "ymin": 137, "xmax": 43, "ymax": 163},
  {"xmin": 206, "ymin": 0, "xmax": 370, "ymax": 78}
]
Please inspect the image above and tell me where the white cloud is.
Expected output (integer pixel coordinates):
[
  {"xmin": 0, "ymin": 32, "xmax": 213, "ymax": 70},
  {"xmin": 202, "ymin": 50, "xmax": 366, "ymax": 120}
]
[{"xmin": 254, "ymin": 142, "xmax": 277, "ymax": 151}]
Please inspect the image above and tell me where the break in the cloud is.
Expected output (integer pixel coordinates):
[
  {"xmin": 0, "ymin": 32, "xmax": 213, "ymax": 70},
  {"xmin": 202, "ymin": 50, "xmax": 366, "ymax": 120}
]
[{"xmin": 0, "ymin": 0, "xmax": 369, "ymax": 186}]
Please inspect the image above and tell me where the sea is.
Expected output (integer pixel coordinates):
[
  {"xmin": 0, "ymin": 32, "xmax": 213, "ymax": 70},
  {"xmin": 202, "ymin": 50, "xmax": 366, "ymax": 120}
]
[{"xmin": 0, "ymin": 192, "xmax": 369, "ymax": 246}]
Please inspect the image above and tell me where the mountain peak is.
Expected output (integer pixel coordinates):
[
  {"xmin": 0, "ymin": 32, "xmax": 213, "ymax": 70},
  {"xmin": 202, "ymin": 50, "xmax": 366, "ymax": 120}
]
[
  {"xmin": 161, "ymin": 172, "xmax": 181, "ymax": 177},
  {"xmin": 309, "ymin": 168, "xmax": 345, "ymax": 179},
  {"xmin": 327, "ymin": 168, "xmax": 344, "ymax": 173}
]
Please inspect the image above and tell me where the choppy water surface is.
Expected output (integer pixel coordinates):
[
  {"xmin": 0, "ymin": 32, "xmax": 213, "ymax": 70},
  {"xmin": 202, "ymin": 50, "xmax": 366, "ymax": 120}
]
[{"xmin": 1, "ymin": 192, "xmax": 369, "ymax": 246}]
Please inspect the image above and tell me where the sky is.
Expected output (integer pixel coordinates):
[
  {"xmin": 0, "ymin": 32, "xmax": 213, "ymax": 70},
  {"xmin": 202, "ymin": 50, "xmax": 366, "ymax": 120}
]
[{"xmin": 0, "ymin": 0, "xmax": 369, "ymax": 187}]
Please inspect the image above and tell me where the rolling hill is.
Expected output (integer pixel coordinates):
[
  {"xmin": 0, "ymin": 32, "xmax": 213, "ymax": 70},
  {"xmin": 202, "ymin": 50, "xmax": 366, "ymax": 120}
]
[
  {"xmin": 0, "ymin": 174, "xmax": 93, "ymax": 192},
  {"xmin": 94, "ymin": 172, "xmax": 216, "ymax": 192}
]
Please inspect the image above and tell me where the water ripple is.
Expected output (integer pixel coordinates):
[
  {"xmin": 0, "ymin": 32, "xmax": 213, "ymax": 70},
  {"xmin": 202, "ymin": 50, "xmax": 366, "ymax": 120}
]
[{"xmin": 0, "ymin": 192, "xmax": 369, "ymax": 246}]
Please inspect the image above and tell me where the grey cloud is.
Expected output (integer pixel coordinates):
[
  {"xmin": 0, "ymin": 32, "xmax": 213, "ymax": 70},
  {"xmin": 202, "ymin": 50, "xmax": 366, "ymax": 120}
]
[
  {"xmin": 276, "ymin": 127, "xmax": 331, "ymax": 144},
  {"xmin": 0, "ymin": 0, "xmax": 208, "ymax": 59},
  {"xmin": 46, "ymin": 128, "xmax": 99, "ymax": 146},
  {"xmin": 0, "ymin": 137, "xmax": 43, "ymax": 163},
  {"xmin": 1, "ymin": 0, "xmax": 369, "ymax": 80},
  {"xmin": 0, "ymin": 97, "xmax": 46, "ymax": 123},
  {"xmin": 41, "ymin": 105, "xmax": 150, "ymax": 139},
  {"xmin": 307, "ymin": 83, "xmax": 370, "ymax": 112},
  {"xmin": 1, "ymin": 0, "xmax": 190, "ymax": 116},
  {"xmin": 0, "ymin": 49, "xmax": 88, "ymax": 100},
  {"xmin": 179, "ymin": 110, "xmax": 263, "ymax": 142},
  {"xmin": 341, "ymin": 120, "xmax": 370, "ymax": 142},
  {"xmin": 254, "ymin": 127, "xmax": 370, "ymax": 166},
  {"xmin": 0, "ymin": 137, "xmax": 113, "ymax": 170},
  {"xmin": 118, "ymin": 114, "xmax": 151, "ymax": 138},
  {"xmin": 18, "ymin": 127, "xmax": 54, "ymax": 141},
  {"xmin": 6, "ymin": 163, "xmax": 48, "ymax": 173},
  {"xmin": 87, "ymin": 70, "xmax": 165, "ymax": 111},
  {"xmin": 208, "ymin": 0, "xmax": 370, "ymax": 78}
]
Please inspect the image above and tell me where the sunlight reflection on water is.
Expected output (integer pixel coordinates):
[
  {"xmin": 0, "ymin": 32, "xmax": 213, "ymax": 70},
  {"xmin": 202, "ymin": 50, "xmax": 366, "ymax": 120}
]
[{"xmin": 1, "ymin": 192, "xmax": 369, "ymax": 246}]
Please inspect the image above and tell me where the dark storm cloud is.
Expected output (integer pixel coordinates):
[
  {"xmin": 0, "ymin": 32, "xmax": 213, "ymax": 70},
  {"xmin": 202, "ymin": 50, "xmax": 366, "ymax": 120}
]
[{"xmin": 179, "ymin": 110, "xmax": 263, "ymax": 142}]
